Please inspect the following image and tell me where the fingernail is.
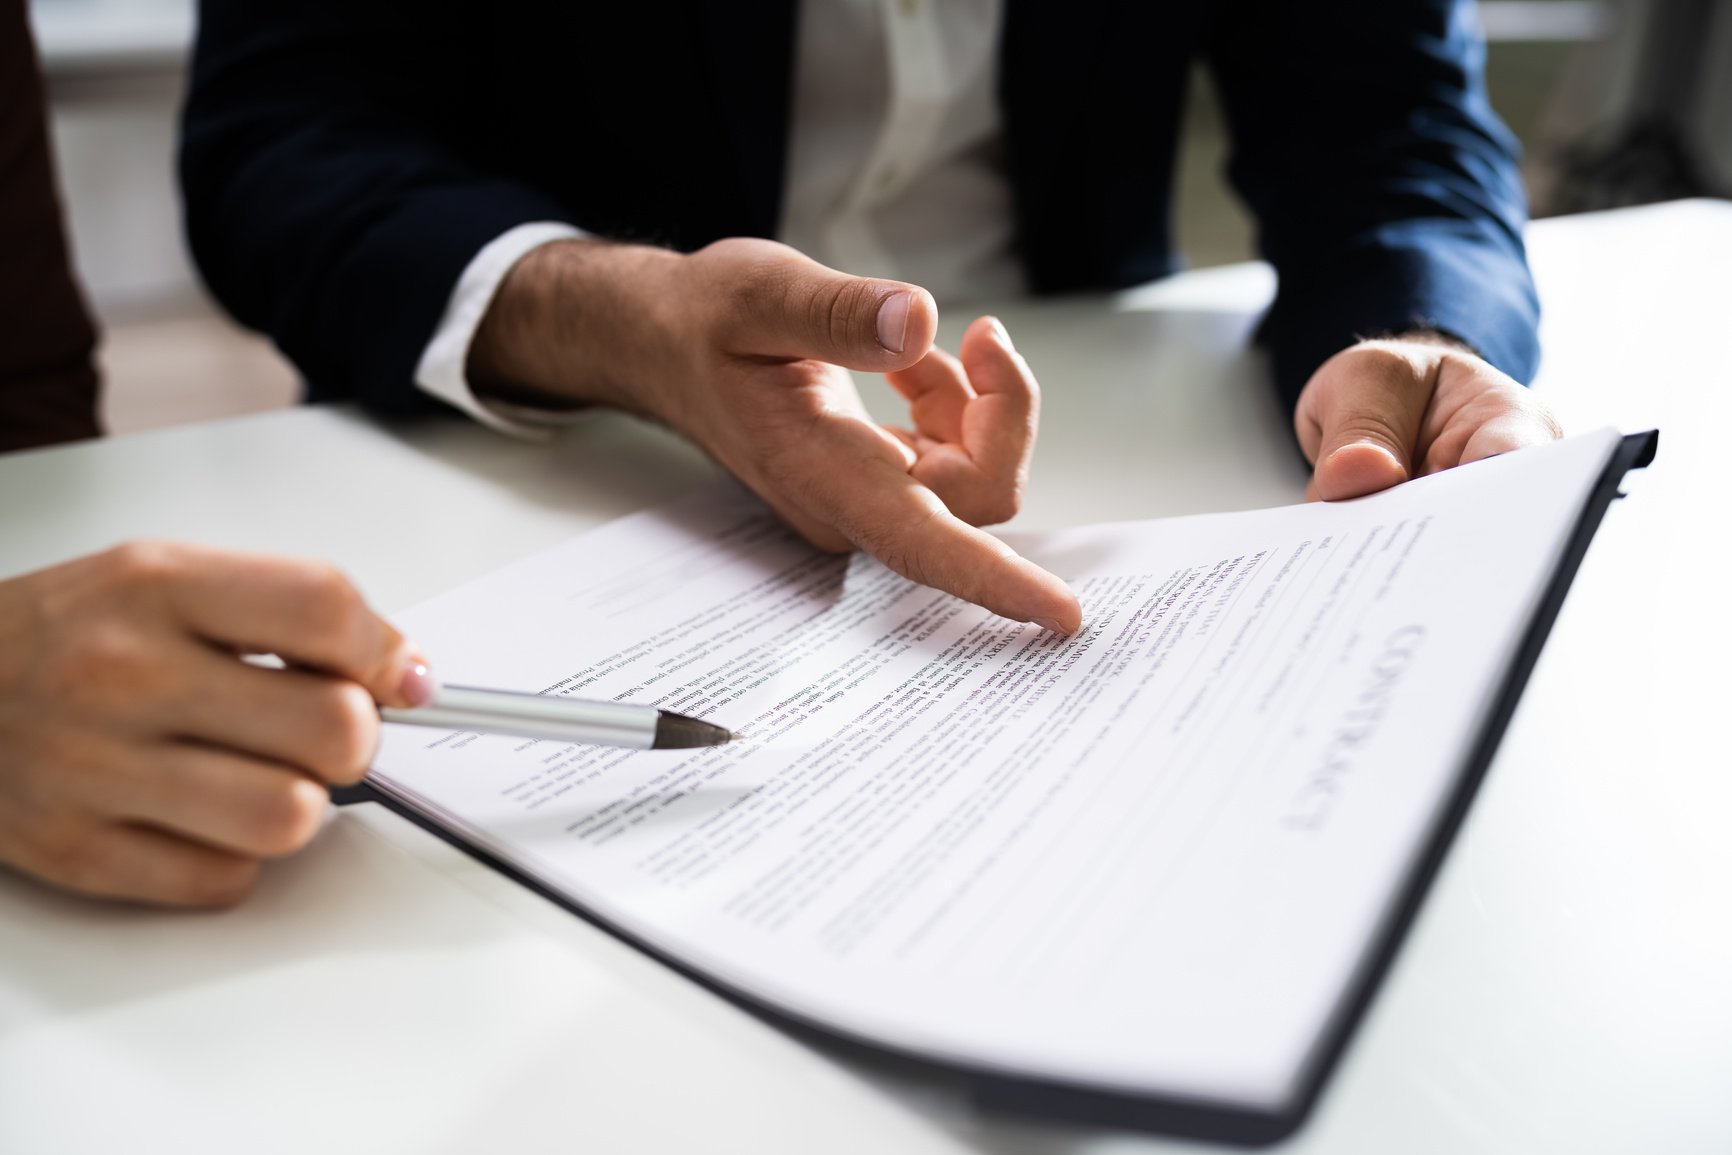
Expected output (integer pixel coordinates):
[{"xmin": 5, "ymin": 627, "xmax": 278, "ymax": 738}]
[
  {"xmin": 988, "ymin": 317, "xmax": 1015, "ymax": 353},
  {"xmin": 876, "ymin": 291, "xmax": 912, "ymax": 353},
  {"xmin": 1033, "ymin": 617, "xmax": 1066, "ymax": 635},
  {"xmin": 398, "ymin": 658, "xmax": 440, "ymax": 708}
]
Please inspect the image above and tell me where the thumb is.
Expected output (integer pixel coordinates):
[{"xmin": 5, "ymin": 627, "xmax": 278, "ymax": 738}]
[
  {"xmin": 725, "ymin": 242, "xmax": 937, "ymax": 370},
  {"xmin": 1301, "ymin": 343, "xmax": 1434, "ymax": 501}
]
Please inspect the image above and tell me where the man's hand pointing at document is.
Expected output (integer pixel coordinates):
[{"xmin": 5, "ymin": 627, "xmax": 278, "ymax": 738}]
[{"xmin": 468, "ymin": 237, "xmax": 1084, "ymax": 635}]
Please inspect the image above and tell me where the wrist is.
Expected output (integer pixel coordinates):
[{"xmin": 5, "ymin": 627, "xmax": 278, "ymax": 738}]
[{"xmin": 467, "ymin": 238, "xmax": 686, "ymax": 416}]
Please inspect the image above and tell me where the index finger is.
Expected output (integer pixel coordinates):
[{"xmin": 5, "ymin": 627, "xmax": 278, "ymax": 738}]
[
  {"xmin": 134, "ymin": 543, "xmax": 430, "ymax": 708},
  {"xmin": 789, "ymin": 426, "xmax": 1081, "ymax": 633}
]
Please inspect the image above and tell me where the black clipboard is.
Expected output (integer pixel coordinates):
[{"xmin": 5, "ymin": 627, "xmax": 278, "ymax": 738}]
[{"xmin": 335, "ymin": 430, "xmax": 1657, "ymax": 1147}]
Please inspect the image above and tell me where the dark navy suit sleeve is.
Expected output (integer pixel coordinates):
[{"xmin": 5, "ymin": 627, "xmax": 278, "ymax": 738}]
[
  {"xmin": 180, "ymin": 0, "xmax": 573, "ymax": 414},
  {"xmin": 1204, "ymin": 0, "xmax": 1539, "ymax": 411}
]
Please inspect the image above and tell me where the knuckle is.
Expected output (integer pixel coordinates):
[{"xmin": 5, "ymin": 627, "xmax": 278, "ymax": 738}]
[
  {"xmin": 37, "ymin": 621, "xmax": 153, "ymax": 703},
  {"xmin": 697, "ymin": 236, "xmax": 778, "ymax": 268},
  {"xmin": 1352, "ymin": 341, "xmax": 1416, "ymax": 370},
  {"xmin": 701, "ymin": 238, "xmax": 793, "ymax": 322},
  {"xmin": 97, "ymin": 540, "xmax": 182, "ymax": 589},
  {"xmin": 811, "ymin": 275, "xmax": 878, "ymax": 351},
  {"xmin": 287, "ymin": 563, "xmax": 376, "ymax": 664},
  {"xmin": 307, "ymin": 681, "xmax": 379, "ymax": 782},
  {"xmin": 1324, "ymin": 342, "xmax": 1426, "ymax": 393},
  {"xmin": 246, "ymin": 776, "xmax": 328, "ymax": 857},
  {"xmin": 297, "ymin": 562, "xmax": 365, "ymax": 627}
]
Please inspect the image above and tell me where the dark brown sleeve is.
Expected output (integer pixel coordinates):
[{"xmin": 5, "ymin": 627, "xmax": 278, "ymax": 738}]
[{"xmin": 0, "ymin": 0, "xmax": 101, "ymax": 452}]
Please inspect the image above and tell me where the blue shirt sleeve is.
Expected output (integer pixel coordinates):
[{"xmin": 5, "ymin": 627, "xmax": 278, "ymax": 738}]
[
  {"xmin": 180, "ymin": 0, "xmax": 575, "ymax": 415},
  {"xmin": 1204, "ymin": 0, "xmax": 1540, "ymax": 410}
]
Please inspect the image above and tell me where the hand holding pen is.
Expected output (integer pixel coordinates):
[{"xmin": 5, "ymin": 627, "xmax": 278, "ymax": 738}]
[{"xmin": 0, "ymin": 541, "xmax": 731, "ymax": 910}]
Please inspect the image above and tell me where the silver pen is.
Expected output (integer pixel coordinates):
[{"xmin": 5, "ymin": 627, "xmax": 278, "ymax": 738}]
[{"xmin": 380, "ymin": 684, "xmax": 735, "ymax": 750}]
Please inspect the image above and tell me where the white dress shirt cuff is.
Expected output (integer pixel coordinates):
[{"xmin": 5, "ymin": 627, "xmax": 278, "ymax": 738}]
[{"xmin": 414, "ymin": 221, "xmax": 586, "ymax": 438}]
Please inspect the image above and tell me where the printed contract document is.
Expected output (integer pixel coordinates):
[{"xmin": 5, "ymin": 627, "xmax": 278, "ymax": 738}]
[{"xmin": 368, "ymin": 428, "xmax": 1648, "ymax": 1140}]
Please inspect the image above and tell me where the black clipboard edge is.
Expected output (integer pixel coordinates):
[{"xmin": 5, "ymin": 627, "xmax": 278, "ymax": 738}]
[{"xmin": 333, "ymin": 430, "xmax": 1658, "ymax": 1148}]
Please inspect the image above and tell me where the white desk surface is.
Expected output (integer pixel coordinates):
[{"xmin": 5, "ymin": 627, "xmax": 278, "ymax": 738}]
[{"xmin": 1, "ymin": 201, "xmax": 1728, "ymax": 1154}]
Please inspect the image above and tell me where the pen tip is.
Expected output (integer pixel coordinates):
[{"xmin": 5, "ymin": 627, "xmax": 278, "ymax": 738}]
[{"xmin": 653, "ymin": 713, "xmax": 736, "ymax": 750}]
